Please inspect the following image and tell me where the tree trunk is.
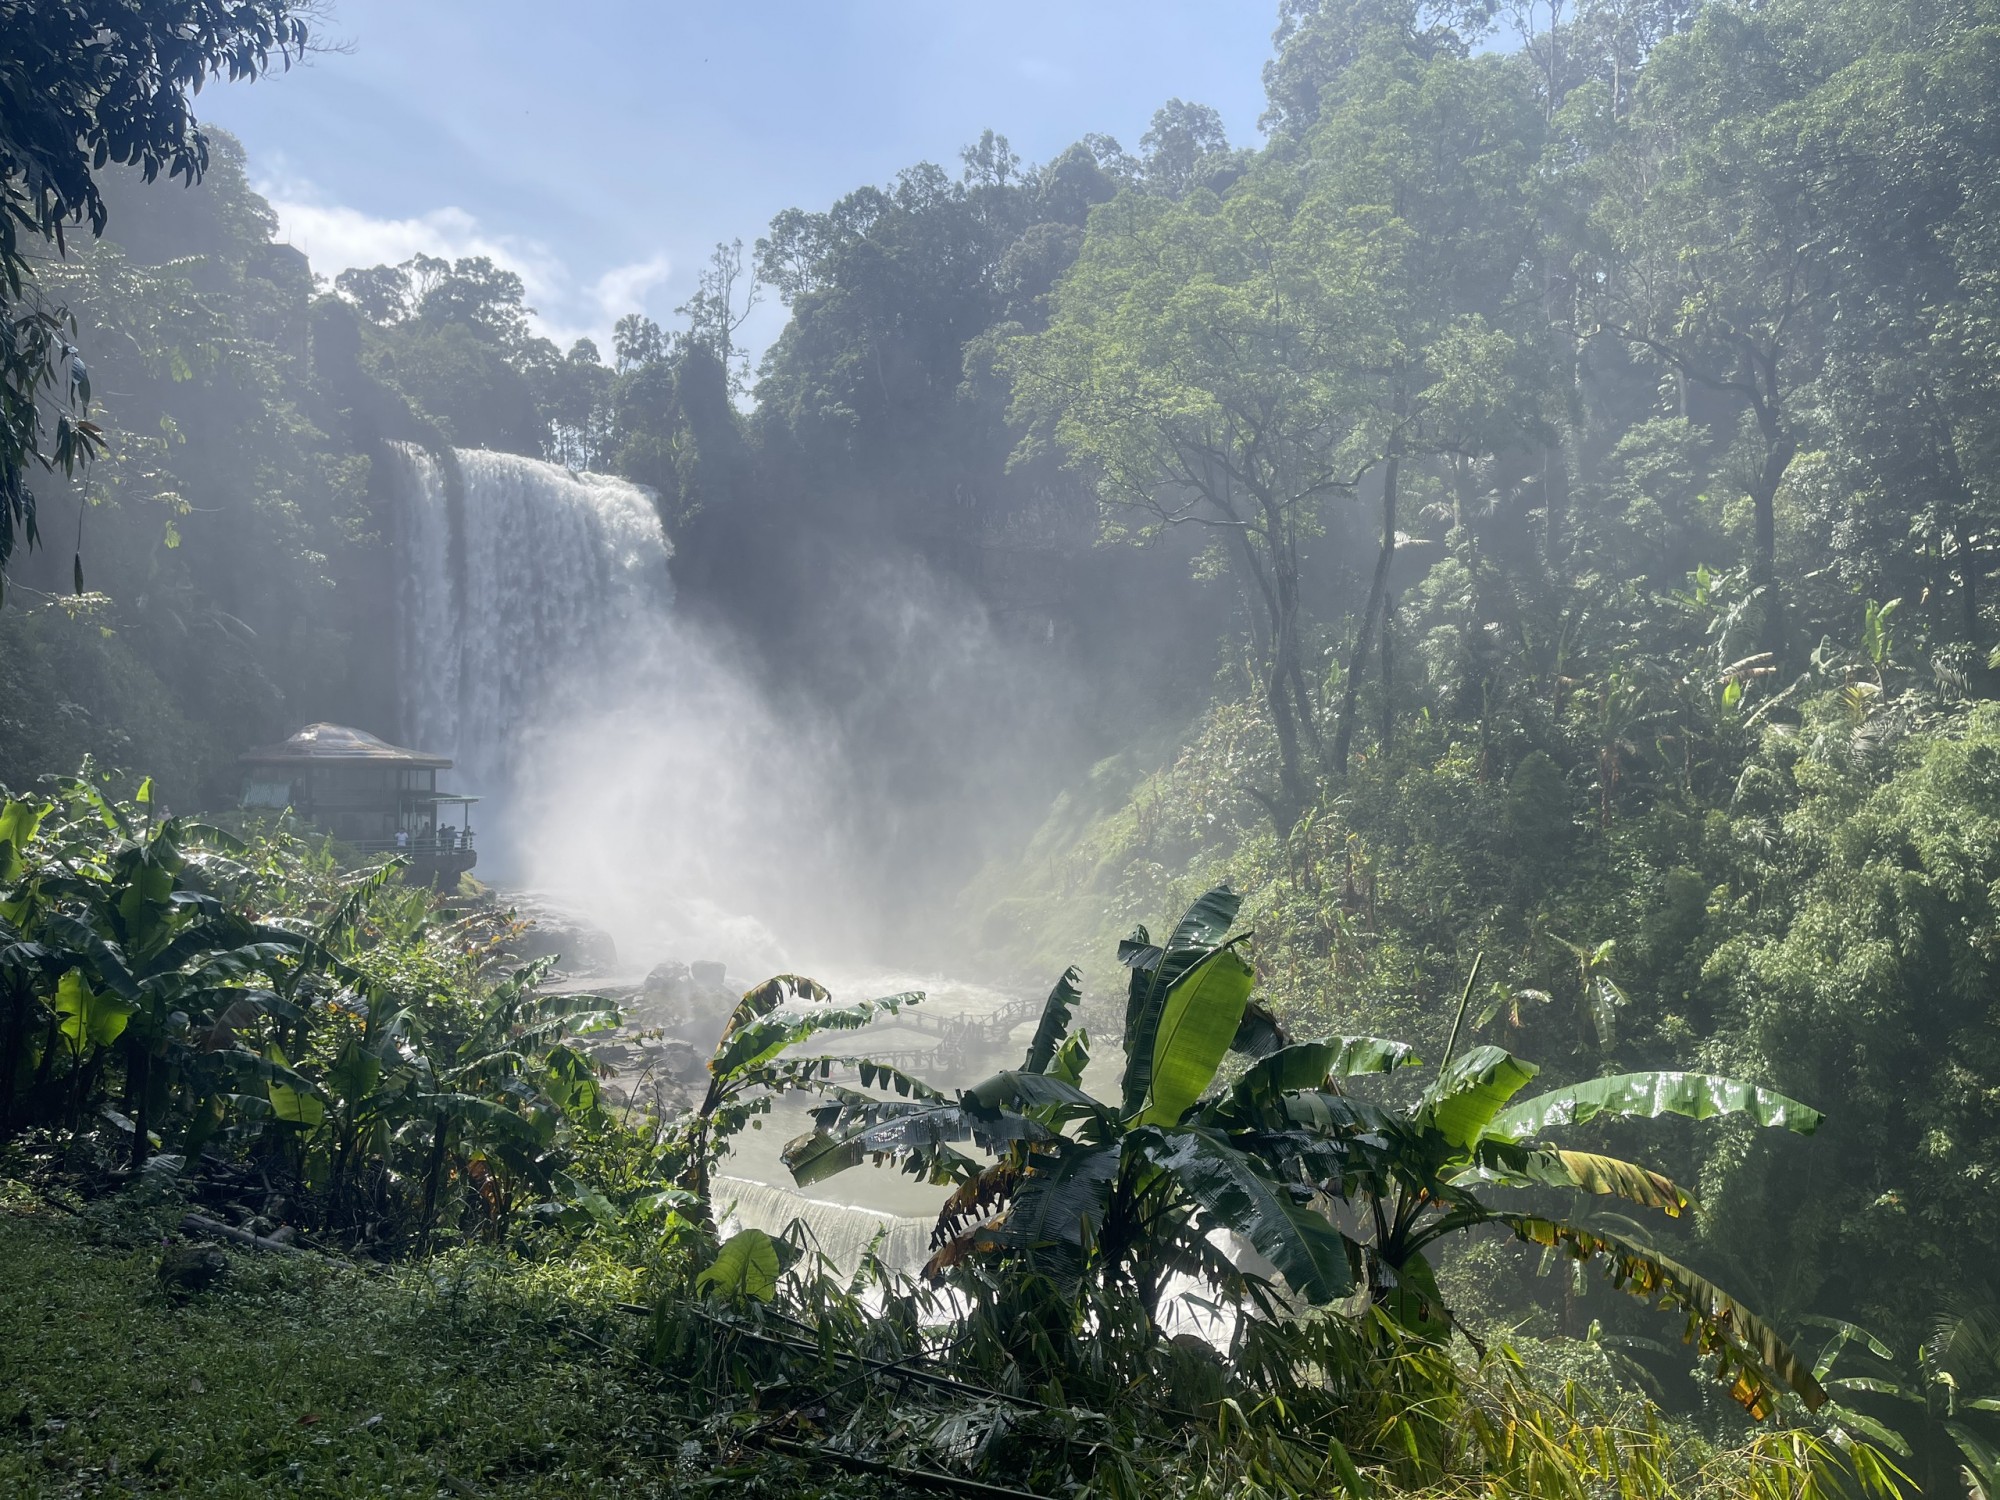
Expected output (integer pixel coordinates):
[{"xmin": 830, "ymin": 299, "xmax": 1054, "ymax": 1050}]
[
  {"xmin": 1749, "ymin": 431, "xmax": 1795, "ymax": 655},
  {"xmin": 126, "ymin": 1040, "xmax": 151, "ymax": 1172},
  {"xmin": 1542, "ymin": 443, "xmax": 1566, "ymax": 572},
  {"xmin": 1961, "ymin": 524, "xmax": 1980, "ymax": 646},
  {"xmin": 1266, "ymin": 614, "xmax": 1311, "ymax": 830},
  {"xmin": 1334, "ymin": 455, "xmax": 1400, "ymax": 775},
  {"xmin": 417, "ymin": 1110, "xmax": 450, "ymax": 1254},
  {"xmin": 1749, "ymin": 440, "xmax": 1792, "ymax": 588},
  {"xmin": 1379, "ymin": 591, "xmax": 1395, "ymax": 755},
  {"xmin": 0, "ymin": 984, "xmax": 24, "ymax": 1140},
  {"xmin": 1245, "ymin": 493, "xmax": 1312, "ymax": 830}
]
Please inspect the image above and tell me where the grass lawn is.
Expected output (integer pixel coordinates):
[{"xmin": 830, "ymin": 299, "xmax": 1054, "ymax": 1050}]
[{"xmin": 0, "ymin": 1195, "xmax": 870, "ymax": 1499}]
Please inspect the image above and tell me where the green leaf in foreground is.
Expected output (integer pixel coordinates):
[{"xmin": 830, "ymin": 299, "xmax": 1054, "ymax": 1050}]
[
  {"xmin": 696, "ymin": 1227, "xmax": 781, "ymax": 1303},
  {"xmin": 1140, "ymin": 943, "xmax": 1255, "ymax": 1126},
  {"xmin": 1505, "ymin": 1214, "xmax": 1826, "ymax": 1417},
  {"xmin": 1421, "ymin": 1045, "xmax": 1539, "ymax": 1149}
]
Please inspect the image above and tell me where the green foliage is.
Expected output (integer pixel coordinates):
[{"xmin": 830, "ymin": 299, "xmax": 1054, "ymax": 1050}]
[
  {"xmin": 673, "ymin": 972, "xmax": 922, "ymax": 1234},
  {"xmin": 0, "ymin": 1, "xmax": 309, "ymax": 591},
  {"xmin": 1806, "ymin": 1294, "xmax": 2000, "ymax": 1496},
  {"xmin": 0, "ymin": 773, "xmax": 621, "ymax": 1250},
  {"xmin": 788, "ymin": 885, "xmax": 1828, "ymax": 1424},
  {"xmin": 696, "ymin": 1227, "xmax": 783, "ymax": 1304},
  {"xmin": 8, "ymin": 0, "xmax": 2000, "ymax": 1486},
  {"xmin": 0, "ymin": 1207, "xmax": 861, "ymax": 1499}
]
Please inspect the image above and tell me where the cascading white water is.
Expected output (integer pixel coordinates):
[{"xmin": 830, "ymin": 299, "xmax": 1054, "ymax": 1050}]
[
  {"xmin": 381, "ymin": 444, "xmax": 1078, "ymax": 1277},
  {"xmin": 378, "ymin": 445, "xmax": 1268, "ymax": 1316},
  {"xmin": 714, "ymin": 1175, "xmax": 934, "ymax": 1273}
]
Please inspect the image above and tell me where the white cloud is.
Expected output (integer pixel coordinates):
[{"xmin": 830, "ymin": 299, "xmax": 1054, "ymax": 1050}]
[
  {"xmin": 256, "ymin": 173, "xmax": 671, "ymax": 352},
  {"xmin": 587, "ymin": 255, "xmax": 674, "ymax": 339}
]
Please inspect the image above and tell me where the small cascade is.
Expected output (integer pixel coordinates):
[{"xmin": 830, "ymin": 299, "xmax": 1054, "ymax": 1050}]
[{"xmin": 714, "ymin": 1175, "xmax": 935, "ymax": 1274}]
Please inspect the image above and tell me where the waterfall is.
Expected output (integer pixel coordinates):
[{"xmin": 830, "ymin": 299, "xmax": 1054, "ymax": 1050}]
[
  {"xmin": 386, "ymin": 443, "xmax": 673, "ymax": 802},
  {"xmin": 383, "ymin": 442, "xmax": 844, "ymax": 976},
  {"xmin": 383, "ymin": 445, "xmax": 948, "ymax": 1238}
]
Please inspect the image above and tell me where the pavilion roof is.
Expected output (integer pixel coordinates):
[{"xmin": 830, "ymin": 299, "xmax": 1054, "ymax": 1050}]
[{"xmin": 239, "ymin": 723, "xmax": 452, "ymax": 769}]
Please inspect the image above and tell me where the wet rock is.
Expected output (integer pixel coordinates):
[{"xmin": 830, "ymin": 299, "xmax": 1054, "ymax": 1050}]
[
  {"xmin": 496, "ymin": 895, "xmax": 619, "ymax": 975},
  {"xmin": 643, "ymin": 960, "xmax": 694, "ymax": 1003}
]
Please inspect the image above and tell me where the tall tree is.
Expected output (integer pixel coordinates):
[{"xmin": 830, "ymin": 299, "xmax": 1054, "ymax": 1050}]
[
  {"xmin": 1592, "ymin": 2, "xmax": 1831, "ymax": 628},
  {"xmin": 1013, "ymin": 169, "xmax": 1392, "ymax": 824},
  {"xmin": 1296, "ymin": 18, "xmax": 1552, "ymax": 772},
  {"xmin": 0, "ymin": 0, "xmax": 309, "ymax": 600}
]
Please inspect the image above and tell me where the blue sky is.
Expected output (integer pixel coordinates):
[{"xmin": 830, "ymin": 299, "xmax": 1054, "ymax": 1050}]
[{"xmin": 202, "ymin": 1, "xmax": 1280, "ymax": 359}]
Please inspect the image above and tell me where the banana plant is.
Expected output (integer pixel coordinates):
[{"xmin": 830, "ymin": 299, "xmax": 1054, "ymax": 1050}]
[
  {"xmin": 786, "ymin": 888, "xmax": 1392, "ymax": 1323},
  {"xmin": 0, "ymin": 782, "xmax": 310, "ymax": 1165},
  {"xmin": 299, "ymin": 954, "xmax": 619, "ymax": 1241},
  {"xmin": 1806, "ymin": 1298, "xmax": 2000, "ymax": 1496},
  {"xmin": 783, "ymin": 885, "xmax": 1833, "ymax": 1419},
  {"xmin": 677, "ymin": 973, "xmax": 924, "ymax": 1233}
]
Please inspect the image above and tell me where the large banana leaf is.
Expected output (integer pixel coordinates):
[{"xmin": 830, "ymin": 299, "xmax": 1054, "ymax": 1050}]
[
  {"xmin": 1120, "ymin": 886, "xmax": 1242, "ymax": 1116},
  {"xmin": 708, "ymin": 974, "xmax": 829, "ymax": 1074},
  {"xmin": 1419, "ymin": 1045, "xmax": 1540, "ymax": 1149},
  {"xmin": 1458, "ymin": 1145, "xmax": 1692, "ymax": 1215},
  {"xmin": 1504, "ymin": 1214, "xmax": 1826, "ymax": 1417},
  {"xmin": 1141, "ymin": 1125, "xmax": 1354, "ymax": 1304},
  {"xmin": 263, "ymin": 1044, "xmax": 325, "ymax": 1127},
  {"xmin": 783, "ymin": 1098, "xmax": 1048, "ymax": 1187},
  {"xmin": 1279, "ymin": 1089, "xmax": 1399, "ymax": 1135},
  {"xmin": 55, "ymin": 969, "xmax": 133, "ymax": 1052},
  {"xmin": 996, "ymin": 1138, "xmax": 1120, "ymax": 1258},
  {"xmin": 1208, "ymin": 1038, "xmax": 1417, "ymax": 1132},
  {"xmin": 1230, "ymin": 1041, "xmax": 1339, "ymax": 1100},
  {"xmin": 36, "ymin": 912, "xmax": 139, "ymax": 1001},
  {"xmin": 0, "ymin": 798, "xmax": 48, "ymax": 884},
  {"xmin": 1488, "ymin": 1071, "xmax": 1822, "ymax": 1142},
  {"xmin": 966, "ymin": 1069, "xmax": 1110, "ymax": 1125},
  {"xmin": 780, "ymin": 1128, "xmax": 872, "ymax": 1186},
  {"xmin": 1138, "ymin": 943, "xmax": 1255, "ymax": 1126},
  {"xmin": 1229, "ymin": 999, "xmax": 1288, "ymax": 1060},
  {"xmin": 1022, "ymin": 965, "xmax": 1081, "ymax": 1074},
  {"xmin": 712, "ymin": 992, "xmax": 916, "ymax": 1079},
  {"xmin": 1942, "ymin": 1420, "xmax": 2000, "ymax": 1496},
  {"xmin": 1047, "ymin": 1031, "xmax": 1090, "ymax": 1088}
]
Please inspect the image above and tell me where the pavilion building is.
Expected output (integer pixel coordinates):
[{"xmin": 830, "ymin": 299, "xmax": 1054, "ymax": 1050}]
[{"xmin": 239, "ymin": 723, "xmax": 477, "ymax": 887}]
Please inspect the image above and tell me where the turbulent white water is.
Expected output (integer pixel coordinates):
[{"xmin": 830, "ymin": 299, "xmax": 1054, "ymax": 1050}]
[
  {"xmin": 385, "ymin": 443, "xmax": 841, "ymax": 976},
  {"xmin": 378, "ymin": 445, "xmax": 1275, "ymax": 1315}
]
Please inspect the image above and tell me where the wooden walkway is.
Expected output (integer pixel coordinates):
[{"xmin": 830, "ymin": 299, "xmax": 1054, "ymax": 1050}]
[{"xmin": 810, "ymin": 995, "xmax": 1046, "ymax": 1077}]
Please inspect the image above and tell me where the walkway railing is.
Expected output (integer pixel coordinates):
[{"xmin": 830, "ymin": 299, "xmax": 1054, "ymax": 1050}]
[{"xmin": 345, "ymin": 833, "xmax": 478, "ymax": 856}]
